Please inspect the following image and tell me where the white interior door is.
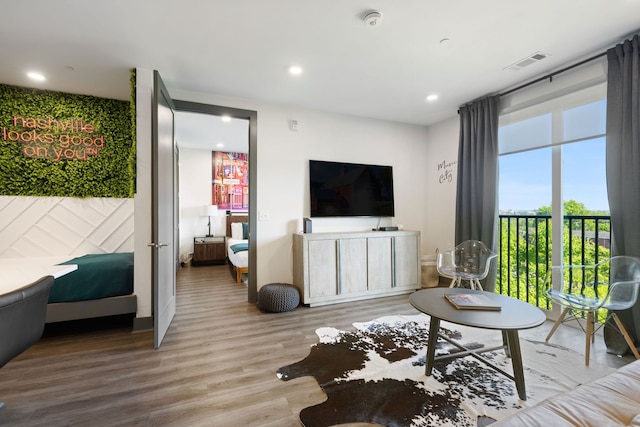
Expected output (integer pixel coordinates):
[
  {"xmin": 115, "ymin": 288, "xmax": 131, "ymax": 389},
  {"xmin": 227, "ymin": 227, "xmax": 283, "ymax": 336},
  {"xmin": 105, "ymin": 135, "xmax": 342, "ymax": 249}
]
[{"xmin": 152, "ymin": 70, "xmax": 176, "ymax": 348}]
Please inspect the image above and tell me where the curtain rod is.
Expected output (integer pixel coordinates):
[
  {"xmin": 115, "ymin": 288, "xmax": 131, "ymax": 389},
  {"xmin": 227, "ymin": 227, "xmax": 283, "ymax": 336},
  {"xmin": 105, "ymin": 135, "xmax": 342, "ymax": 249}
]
[{"xmin": 499, "ymin": 51, "xmax": 607, "ymax": 97}]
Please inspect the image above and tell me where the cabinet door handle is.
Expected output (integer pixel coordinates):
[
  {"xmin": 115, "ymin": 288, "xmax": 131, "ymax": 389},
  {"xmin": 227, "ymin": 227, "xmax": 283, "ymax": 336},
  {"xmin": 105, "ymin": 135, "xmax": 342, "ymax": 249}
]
[
  {"xmin": 391, "ymin": 237, "xmax": 396, "ymax": 288},
  {"xmin": 336, "ymin": 240, "xmax": 341, "ymax": 294}
]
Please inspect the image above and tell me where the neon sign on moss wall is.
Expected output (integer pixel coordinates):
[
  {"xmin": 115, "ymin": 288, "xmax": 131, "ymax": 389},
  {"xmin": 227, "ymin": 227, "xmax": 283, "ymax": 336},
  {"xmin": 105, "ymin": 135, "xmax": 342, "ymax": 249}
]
[
  {"xmin": 0, "ymin": 84, "xmax": 135, "ymax": 198},
  {"xmin": 3, "ymin": 116, "xmax": 106, "ymax": 161}
]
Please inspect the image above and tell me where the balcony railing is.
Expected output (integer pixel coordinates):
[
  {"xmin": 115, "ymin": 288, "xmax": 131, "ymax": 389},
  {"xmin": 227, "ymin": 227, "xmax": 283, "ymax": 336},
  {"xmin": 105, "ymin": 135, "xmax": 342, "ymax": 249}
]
[{"xmin": 496, "ymin": 214, "xmax": 611, "ymax": 311}]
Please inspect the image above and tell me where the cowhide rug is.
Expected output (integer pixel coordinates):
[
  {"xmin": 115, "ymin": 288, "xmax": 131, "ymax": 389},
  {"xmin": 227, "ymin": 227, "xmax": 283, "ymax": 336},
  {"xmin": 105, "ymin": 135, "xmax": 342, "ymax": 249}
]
[{"xmin": 277, "ymin": 314, "xmax": 614, "ymax": 427}]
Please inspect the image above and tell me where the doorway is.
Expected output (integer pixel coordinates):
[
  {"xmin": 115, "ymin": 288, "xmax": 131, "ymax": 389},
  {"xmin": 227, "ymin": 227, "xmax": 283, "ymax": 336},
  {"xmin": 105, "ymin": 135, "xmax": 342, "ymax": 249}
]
[{"xmin": 173, "ymin": 100, "xmax": 258, "ymax": 303}]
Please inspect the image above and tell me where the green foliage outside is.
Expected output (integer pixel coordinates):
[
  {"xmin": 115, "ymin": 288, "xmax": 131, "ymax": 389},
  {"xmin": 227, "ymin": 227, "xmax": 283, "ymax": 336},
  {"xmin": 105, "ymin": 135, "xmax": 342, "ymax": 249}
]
[
  {"xmin": 536, "ymin": 200, "xmax": 610, "ymax": 232},
  {"xmin": 497, "ymin": 200, "xmax": 611, "ymax": 321},
  {"xmin": 536, "ymin": 199, "xmax": 590, "ymax": 216},
  {"xmin": 0, "ymin": 83, "xmax": 134, "ymax": 198}
]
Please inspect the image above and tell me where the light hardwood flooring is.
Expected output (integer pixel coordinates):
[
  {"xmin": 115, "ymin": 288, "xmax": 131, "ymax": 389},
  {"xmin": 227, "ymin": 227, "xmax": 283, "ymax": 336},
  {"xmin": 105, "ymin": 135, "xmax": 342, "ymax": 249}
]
[{"xmin": 0, "ymin": 265, "xmax": 635, "ymax": 426}]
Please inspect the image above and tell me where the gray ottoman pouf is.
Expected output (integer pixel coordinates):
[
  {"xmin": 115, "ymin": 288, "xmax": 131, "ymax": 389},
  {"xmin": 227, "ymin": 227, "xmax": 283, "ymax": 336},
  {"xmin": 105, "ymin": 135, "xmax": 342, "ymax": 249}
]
[{"xmin": 258, "ymin": 283, "xmax": 300, "ymax": 312}]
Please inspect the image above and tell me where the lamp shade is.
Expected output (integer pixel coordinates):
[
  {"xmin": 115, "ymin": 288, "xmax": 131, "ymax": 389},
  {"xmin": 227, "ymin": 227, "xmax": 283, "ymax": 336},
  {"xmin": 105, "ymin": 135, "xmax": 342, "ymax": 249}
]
[{"xmin": 201, "ymin": 205, "xmax": 218, "ymax": 217}]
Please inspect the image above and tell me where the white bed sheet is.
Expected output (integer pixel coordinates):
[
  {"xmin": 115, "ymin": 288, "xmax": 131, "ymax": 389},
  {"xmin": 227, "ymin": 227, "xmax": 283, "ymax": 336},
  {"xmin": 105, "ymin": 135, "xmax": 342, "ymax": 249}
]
[
  {"xmin": 227, "ymin": 238, "xmax": 248, "ymax": 268},
  {"xmin": 0, "ymin": 256, "xmax": 78, "ymax": 295}
]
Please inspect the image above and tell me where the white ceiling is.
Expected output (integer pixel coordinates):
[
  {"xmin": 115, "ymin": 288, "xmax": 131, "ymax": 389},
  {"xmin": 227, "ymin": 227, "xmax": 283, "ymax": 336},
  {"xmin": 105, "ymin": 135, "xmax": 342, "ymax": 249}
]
[
  {"xmin": 174, "ymin": 111, "xmax": 249, "ymax": 152},
  {"xmin": 2, "ymin": 0, "xmax": 640, "ymax": 134}
]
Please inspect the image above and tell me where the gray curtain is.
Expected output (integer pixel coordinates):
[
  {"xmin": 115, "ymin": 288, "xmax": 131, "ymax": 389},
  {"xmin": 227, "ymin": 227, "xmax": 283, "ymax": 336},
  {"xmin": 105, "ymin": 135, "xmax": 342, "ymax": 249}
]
[
  {"xmin": 455, "ymin": 96, "xmax": 500, "ymax": 292},
  {"xmin": 605, "ymin": 34, "xmax": 640, "ymax": 354}
]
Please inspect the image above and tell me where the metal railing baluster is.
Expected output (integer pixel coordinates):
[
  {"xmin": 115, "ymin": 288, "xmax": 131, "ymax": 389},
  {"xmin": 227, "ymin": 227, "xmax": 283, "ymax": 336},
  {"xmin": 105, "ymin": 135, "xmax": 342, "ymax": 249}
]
[{"xmin": 497, "ymin": 214, "xmax": 610, "ymax": 321}]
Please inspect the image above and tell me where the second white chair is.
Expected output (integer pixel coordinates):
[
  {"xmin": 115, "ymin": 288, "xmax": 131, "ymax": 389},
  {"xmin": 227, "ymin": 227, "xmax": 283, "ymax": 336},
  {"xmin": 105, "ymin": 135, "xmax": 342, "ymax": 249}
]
[{"xmin": 544, "ymin": 256, "xmax": 640, "ymax": 366}]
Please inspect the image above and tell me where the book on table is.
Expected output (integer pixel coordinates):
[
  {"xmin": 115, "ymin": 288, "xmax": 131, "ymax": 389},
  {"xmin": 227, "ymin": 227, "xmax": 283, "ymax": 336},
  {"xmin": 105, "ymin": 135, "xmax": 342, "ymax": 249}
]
[{"xmin": 445, "ymin": 293, "xmax": 502, "ymax": 311}]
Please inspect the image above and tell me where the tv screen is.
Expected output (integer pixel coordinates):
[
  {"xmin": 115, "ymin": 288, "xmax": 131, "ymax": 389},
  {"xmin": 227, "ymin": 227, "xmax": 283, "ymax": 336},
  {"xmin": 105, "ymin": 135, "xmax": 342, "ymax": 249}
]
[{"xmin": 309, "ymin": 160, "xmax": 395, "ymax": 217}]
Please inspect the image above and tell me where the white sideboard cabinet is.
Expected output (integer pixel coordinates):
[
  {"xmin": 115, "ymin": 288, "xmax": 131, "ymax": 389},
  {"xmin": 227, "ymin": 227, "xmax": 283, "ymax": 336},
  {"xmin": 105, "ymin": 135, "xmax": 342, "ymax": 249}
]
[{"xmin": 292, "ymin": 230, "xmax": 421, "ymax": 306}]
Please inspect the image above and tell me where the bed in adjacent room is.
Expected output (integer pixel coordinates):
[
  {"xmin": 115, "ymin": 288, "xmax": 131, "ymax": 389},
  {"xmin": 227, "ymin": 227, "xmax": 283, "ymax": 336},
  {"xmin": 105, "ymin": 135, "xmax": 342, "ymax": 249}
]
[{"xmin": 226, "ymin": 214, "xmax": 249, "ymax": 283}]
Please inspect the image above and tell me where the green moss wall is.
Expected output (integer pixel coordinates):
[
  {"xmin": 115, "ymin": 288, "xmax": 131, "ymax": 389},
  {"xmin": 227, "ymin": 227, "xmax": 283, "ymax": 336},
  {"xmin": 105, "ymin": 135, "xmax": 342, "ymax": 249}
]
[{"xmin": 0, "ymin": 84, "xmax": 135, "ymax": 198}]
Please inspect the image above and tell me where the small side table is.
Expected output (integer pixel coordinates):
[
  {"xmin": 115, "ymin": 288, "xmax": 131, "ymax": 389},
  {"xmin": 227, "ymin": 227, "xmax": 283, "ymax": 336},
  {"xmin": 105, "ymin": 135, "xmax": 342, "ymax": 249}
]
[{"xmin": 193, "ymin": 236, "xmax": 226, "ymax": 266}]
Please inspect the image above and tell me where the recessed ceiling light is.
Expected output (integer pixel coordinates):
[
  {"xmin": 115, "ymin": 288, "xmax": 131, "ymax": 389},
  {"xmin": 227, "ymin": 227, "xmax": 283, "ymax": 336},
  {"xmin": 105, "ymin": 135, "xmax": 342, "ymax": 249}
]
[
  {"xmin": 426, "ymin": 94, "xmax": 439, "ymax": 102},
  {"xmin": 216, "ymin": 143, "xmax": 224, "ymax": 148},
  {"xmin": 288, "ymin": 65, "xmax": 303, "ymax": 75},
  {"xmin": 221, "ymin": 115, "xmax": 231, "ymax": 122},
  {"xmin": 27, "ymin": 71, "xmax": 46, "ymax": 81}
]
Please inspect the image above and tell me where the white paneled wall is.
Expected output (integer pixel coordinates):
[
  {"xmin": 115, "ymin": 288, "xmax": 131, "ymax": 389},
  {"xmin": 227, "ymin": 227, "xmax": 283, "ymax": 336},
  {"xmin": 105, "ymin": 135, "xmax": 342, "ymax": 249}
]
[{"xmin": 0, "ymin": 196, "xmax": 134, "ymax": 259}]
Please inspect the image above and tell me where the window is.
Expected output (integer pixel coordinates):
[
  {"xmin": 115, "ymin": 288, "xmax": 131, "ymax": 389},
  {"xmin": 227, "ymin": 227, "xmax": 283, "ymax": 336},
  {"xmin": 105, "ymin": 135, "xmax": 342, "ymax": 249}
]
[
  {"xmin": 499, "ymin": 96, "xmax": 608, "ymax": 216},
  {"xmin": 497, "ymin": 60, "xmax": 610, "ymax": 306}
]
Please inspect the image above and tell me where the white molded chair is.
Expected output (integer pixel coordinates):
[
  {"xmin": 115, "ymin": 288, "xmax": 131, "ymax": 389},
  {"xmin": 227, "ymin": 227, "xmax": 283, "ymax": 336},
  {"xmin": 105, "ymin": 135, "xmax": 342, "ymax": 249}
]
[
  {"xmin": 545, "ymin": 256, "xmax": 640, "ymax": 366},
  {"xmin": 436, "ymin": 240, "xmax": 497, "ymax": 291}
]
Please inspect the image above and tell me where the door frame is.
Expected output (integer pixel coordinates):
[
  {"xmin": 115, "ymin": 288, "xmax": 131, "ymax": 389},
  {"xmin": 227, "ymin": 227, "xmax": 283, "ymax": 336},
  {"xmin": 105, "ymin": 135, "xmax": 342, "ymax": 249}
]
[{"xmin": 173, "ymin": 99, "xmax": 258, "ymax": 303}]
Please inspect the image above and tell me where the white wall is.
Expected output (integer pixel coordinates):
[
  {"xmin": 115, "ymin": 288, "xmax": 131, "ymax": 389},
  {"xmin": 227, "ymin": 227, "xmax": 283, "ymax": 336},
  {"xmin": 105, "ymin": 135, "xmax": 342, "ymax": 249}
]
[
  {"xmin": 423, "ymin": 116, "xmax": 459, "ymax": 257},
  {"xmin": 178, "ymin": 147, "xmax": 226, "ymax": 260},
  {"xmin": 0, "ymin": 196, "xmax": 134, "ymax": 258},
  {"xmin": 134, "ymin": 69, "xmax": 153, "ymax": 319},
  {"xmin": 170, "ymin": 88, "xmax": 432, "ymax": 288}
]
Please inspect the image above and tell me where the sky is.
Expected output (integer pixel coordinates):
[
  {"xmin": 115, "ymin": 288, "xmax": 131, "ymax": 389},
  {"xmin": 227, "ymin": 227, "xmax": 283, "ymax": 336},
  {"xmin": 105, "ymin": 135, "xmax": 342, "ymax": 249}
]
[
  {"xmin": 498, "ymin": 99, "xmax": 609, "ymax": 213},
  {"xmin": 499, "ymin": 138, "xmax": 609, "ymax": 212}
]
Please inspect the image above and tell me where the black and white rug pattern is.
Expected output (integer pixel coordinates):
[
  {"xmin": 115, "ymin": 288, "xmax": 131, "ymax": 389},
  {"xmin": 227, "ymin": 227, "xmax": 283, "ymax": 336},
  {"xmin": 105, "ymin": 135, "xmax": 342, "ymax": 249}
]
[{"xmin": 277, "ymin": 314, "xmax": 613, "ymax": 427}]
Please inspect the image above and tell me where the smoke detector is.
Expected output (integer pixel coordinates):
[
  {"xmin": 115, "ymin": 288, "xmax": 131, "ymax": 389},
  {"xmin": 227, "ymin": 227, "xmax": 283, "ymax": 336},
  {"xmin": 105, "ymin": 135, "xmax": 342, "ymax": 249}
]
[{"xmin": 363, "ymin": 10, "xmax": 383, "ymax": 27}]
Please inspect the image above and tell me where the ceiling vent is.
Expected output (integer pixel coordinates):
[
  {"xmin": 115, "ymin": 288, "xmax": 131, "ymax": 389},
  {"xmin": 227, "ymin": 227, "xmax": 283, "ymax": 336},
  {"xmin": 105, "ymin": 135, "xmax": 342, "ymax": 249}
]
[{"xmin": 504, "ymin": 51, "xmax": 550, "ymax": 71}]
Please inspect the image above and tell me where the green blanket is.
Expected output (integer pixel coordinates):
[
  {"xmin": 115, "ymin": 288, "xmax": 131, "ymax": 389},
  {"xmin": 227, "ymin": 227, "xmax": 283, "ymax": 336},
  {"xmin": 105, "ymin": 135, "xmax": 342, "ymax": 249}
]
[
  {"xmin": 49, "ymin": 252, "xmax": 134, "ymax": 303},
  {"xmin": 230, "ymin": 242, "xmax": 248, "ymax": 253}
]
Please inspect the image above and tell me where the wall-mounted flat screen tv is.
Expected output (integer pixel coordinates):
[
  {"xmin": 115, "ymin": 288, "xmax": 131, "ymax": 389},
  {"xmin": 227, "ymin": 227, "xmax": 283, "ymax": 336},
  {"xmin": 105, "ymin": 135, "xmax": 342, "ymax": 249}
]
[{"xmin": 309, "ymin": 160, "xmax": 395, "ymax": 217}]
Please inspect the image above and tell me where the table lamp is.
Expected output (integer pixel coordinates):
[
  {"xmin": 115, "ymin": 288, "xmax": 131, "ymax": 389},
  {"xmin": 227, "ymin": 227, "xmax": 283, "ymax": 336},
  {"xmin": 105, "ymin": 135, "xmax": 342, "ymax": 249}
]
[{"xmin": 202, "ymin": 205, "xmax": 219, "ymax": 237}]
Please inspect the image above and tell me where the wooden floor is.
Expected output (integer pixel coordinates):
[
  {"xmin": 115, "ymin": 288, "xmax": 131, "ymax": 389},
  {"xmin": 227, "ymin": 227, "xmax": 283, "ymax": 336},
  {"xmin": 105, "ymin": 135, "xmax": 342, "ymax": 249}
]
[{"xmin": 0, "ymin": 265, "xmax": 635, "ymax": 426}]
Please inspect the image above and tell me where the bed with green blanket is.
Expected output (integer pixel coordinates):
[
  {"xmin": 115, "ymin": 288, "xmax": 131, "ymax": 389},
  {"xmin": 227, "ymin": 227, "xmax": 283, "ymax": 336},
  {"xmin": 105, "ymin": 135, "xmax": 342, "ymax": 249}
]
[
  {"xmin": 227, "ymin": 214, "xmax": 249, "ymax": 283},
  {"xmin": 45, "ymin": 252, "xmax": 137, "ymax": 323}
]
